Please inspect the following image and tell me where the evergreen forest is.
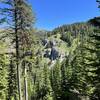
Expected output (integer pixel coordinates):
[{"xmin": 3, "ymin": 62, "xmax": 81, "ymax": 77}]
[{"xmin": 0, "ymin": 0, "xmax": 100, "ymax": 100}]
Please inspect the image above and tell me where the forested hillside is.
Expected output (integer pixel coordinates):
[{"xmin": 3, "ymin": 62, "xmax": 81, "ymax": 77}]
[{"xmin": 0, "ymin": 0, "xmax": 100, "ymax": 100}]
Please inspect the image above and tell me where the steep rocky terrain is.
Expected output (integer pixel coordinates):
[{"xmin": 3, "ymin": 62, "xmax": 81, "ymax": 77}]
[{"xmin": 33, "ymin": 22, "xmax": 94, "ymax": 67}]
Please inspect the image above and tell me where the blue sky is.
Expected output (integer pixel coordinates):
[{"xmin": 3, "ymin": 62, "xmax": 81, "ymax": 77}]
[{"xmin": 29, "ymin": 0, "xmax": 99, "ymax": 30}]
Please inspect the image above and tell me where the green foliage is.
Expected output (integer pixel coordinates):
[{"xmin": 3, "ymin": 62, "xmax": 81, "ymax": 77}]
[
  {"xmin": 0, "ymin": 0, "xmax": 100, "ymax": 100},
  {"xmin": 0, "ymin": 43, "xmax": 9, "ymax": 100},
  {"xmin": 50, "ymin": 60, "xmax": 62, "ymax": 100},
  {"xmin": 85, "ymin": 27, "xmax": 100, "ymax": 100},
  {"xmin": 7, "ymin": 58, "xmax": 18, "ymax": 100}
]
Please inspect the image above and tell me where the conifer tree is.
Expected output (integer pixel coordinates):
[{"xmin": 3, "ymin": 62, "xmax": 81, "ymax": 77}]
[
  {"xmin": 7, "ymin": 57, "xmax": 17, "ymax": 100},
  {"xmin": 60, "ymin": 58, "xmax": 71, "ymax": 100},
  {"xmin": 42, "ymin": 63, "xmax": 51, "ymax": 100},
  {"xmin": 0, "ymin": 0, "xmax": 35, "ymax": 100},
  {"xmin": 83, "ymin": 27, "xmax": 100, "ymax": 100},
  {"xmin": 50, "ymin": 60, "xmax": 62, "ymax": 100},
  {"xmin": 0, "ymin": 42, "xmax": 9, "ymax": 100}
]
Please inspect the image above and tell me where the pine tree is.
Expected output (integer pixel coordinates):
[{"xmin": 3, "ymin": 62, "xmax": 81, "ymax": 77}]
[
  {"xmin": 70, "ymin": 31, "xmax": 94, "ymax": 99},
  {"xmin": 50, "ymin": 60, "xmax": 62, "ymax": 100},
  {"xmin": 84, "ymin": 27, "xmax": 100, "ymax": 100},
  {"xmin": 60, "ymin": 58, "xmax": 72, "ymax": 100},
  {"xmin": 7, "ymin": 57, "xmax": 17, "ymax": 100},
  {"xmin": 0, "ymin": 54, "xmax": 8, "ymax": 100},
  {"xmin": 0, "ymin": 42, "xmax": 9, "ymax": 100},
  {"xmin": 0, "ymin": 0, "xmax": 35, "ymax": 100},
  {"xmin": 42, "ymin": 63, "xmax": 51, "ymax": 100}
]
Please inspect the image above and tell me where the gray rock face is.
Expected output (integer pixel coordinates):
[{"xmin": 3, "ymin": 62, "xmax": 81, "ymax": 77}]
[
  {"xmin": 44, "ymin": 49, "xmax": 50, "ymax": 58},
  {"xmin": 50, "ymin": 47, "xmax": 59, "ymax": 60},
  {"xmin": 42, "ymin": 39, "xmax": 61, "ymax": 61},
  {"xmin": 42, "ymin": 39, "xmax": 57, "ymax": 48},
  {"xmin": 49, "ymin": 40, "xmax": 56, "ymax": 47},
  {"xmin": 42, "ymin": 39, "xmax": 48, "ymax": 46}
]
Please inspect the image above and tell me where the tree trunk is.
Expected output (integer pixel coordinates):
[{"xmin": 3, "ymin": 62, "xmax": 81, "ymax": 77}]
[
  {"xmin": 14, "ymin": 0, "xmax": 22, "ymax": 99},
  {"xmin": 24, "ymin": 62, "xmax": 28, "ymax": 100}
]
